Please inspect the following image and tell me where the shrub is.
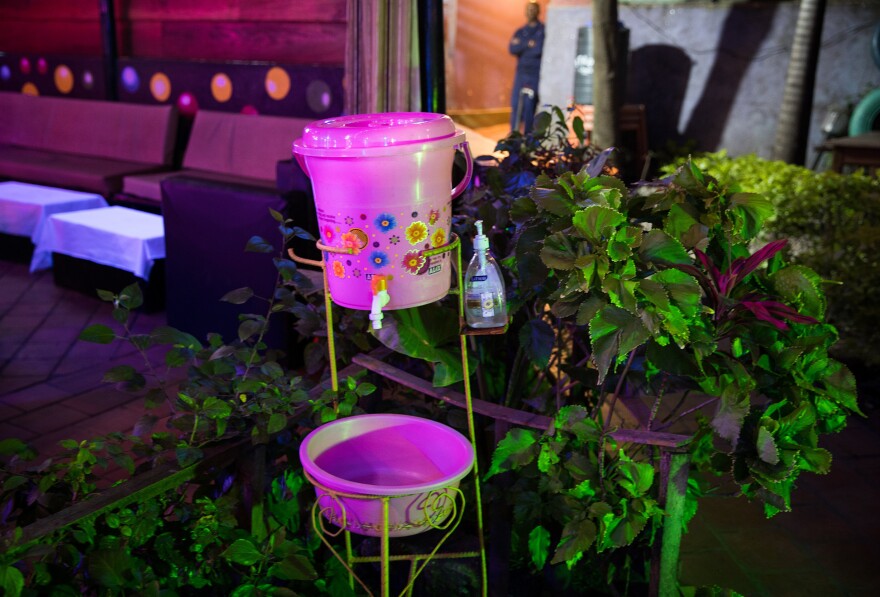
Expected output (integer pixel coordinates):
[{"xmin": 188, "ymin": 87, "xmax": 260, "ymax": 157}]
[{"xmin": 661, "ymin": 152, "xmax": 880, "ymax": 365}]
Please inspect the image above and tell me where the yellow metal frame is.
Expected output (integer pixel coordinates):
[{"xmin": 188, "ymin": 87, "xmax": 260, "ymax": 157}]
[{"xmin": 289, "ymin": 234, "xmax": 488, "ymax": 596}]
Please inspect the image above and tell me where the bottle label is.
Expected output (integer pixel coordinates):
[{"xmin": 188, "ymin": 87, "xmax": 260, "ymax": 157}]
[
  {"xmin": 480, "ymin": 292, "xmax": 495, "ymax": 317},
  {"xmin": 470, "ymin": 275, "xmax": 488, "ymax": 282}
]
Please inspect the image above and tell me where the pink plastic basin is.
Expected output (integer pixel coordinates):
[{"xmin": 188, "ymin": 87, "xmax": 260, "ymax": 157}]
[
  {"xmin": 293, "ymin": 112, "xmax": 473, "ymax": 311},
  {"xmin": 299, "ymin": 414, "xmax": 474, "ymax": 537}
]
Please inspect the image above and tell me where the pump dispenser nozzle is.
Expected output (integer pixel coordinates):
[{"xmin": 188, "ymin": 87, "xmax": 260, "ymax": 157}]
[{"xmin": 474, "ymin": 220, "xmax": 489, "ymax": 251}]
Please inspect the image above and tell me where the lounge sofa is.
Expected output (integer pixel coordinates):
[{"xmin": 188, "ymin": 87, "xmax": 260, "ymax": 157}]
[
  {"xmin": 156, "ymin": 111, "xmax": 318, "ymax": 355},
  {"xmin": 0, "ymin": 92, "xmax": 177, "ymax": 196},
  {"xmin": 119, "ymin": 110, "xmax": 313, "ymax": 211}
]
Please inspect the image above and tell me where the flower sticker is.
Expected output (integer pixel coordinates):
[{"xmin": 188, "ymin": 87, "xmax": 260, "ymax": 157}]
[
  {"xmin": 389, "ymin": 234, "xmax": 400, "ymax": 245},
  {"xmin": 430, "ymin": 228, "xmax": 446, "ymax": 248},
  {"xmin": 352, "ymin": 268, "xmax": 361, "ymax": 278},
  {"xmin": 322, "ymin": 225, "xmax": 335, "ymax": 242},
  {"xmin": 331, "ymin": 260, "xmax": 345, "ymax": 278},
  {"xmin": 375, "ymin": 213, "xmax": 397, "ymax": 232},
  {"xmin": 370, "ymin": 250, "xmax": 389, "ymax": 269},
  {"xmin": 341, "ymin": 232, "xmax": 360, "ymax": 251},
  {"xmin": 344, "ymin": 216, "xmax": 354, "ymax": 226},
  {"xmin": 402, "ymin": 250, "xmax": 426, "ymax": 274},
  {"xmin": 405, "ymin": 221, "xmax": 428, "ymax": 245},
  {"xmin": 428, "ymin": 209, "xmax": 440, "ymax": 225}
]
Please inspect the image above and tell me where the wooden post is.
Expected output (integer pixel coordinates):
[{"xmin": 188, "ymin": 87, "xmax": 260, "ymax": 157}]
[{"xmin": 650, "ymin": 450, "xmax": 691, "ymax": 597}]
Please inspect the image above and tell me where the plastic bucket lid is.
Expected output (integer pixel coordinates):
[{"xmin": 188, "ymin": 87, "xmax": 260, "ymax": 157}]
[{"xmin": 293, "ymin": 112, "xmax": 462, "ymax": 158}]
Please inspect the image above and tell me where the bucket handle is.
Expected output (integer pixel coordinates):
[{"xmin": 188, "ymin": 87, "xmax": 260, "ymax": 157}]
[{"xmin": 451, "ymin": 140, "xmax": 473, "ymax": 200}]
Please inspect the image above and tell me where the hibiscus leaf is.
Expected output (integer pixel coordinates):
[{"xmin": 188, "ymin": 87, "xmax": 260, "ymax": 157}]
[
  {"xmin": 711, "ymin": 391, "xmax": 750, "ymax": 444},
  {"xmin": 486, "ymin": 428, "xmax": 539, "ymax": 479},
  {"xmin": 551, "ymin": 517, "xmax": 597, "ymax": 565},
  {"xmin": 729, "ymin": 192, "xmax": 775, "ymax": 241},
  {"xmin": 572, "ymin": 206, "xmax": 626, "ymax": 244},
  {"xmin": 770, "ymin": 265, "xmax": 826, "ymax": 319},
  {"xmin": 589, "ymin": 305, "xmax": 650, "ymax": 383},
  {"xmin": 528, "ymin": 525, "xmax": 552, "ymax": 570},
  {"xmin": 639, "ymin": 229, "xmax": 691, "ymax": 266},
  {"xmin": 756, "ymin": 427, "xmax": 780, "ymax": 465}
]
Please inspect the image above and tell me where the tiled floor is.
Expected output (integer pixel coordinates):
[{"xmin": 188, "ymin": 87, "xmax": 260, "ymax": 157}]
[
  {"xmin": 1, "ymin": 257, "xmax": 879, "ymax": 594},
  {"xmin": 0, "ymin": 259, "xmax": 168, "ymax": 456}
]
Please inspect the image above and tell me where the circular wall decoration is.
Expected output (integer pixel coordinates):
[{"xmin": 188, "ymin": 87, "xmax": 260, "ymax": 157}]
[
  {"xmin": 177, "ymin": 91, "xmax": 199, "ymax": 116},
  {"xmin": 150, "ymin": 72, "xmax": 171, "ymax": 102},
  {"xmin": 36, "ymin": 57, "xmax": 48, "ymax": 75},
  {"xmin": 22, "ymin": 82, "xmax": 38, "ymax": 96},
  {"xmin": 211, "ymin": 73, "xmax": 233, "ymax": 102},
  {"xmin": 0, "ymin": 65, "xmax": 11, "ymax": 81},
  {"xmin": 265, "ymin": 66, "xmax": 291, "ymax": 100},
  {"xmin": 20, "ymin": 57, "xmax": 31, "ymax": 74},
  {"xmin": 82, "ymin": 70, "xmax": 94, "ymax": 89},
  {"xmin": 241, "ymin": 104, "xmax": 259, "ymax": 115},
  {"xmin": 306, "ymin": 79, "xmax": 332, "ymax": 113},
  {"xmin": 121, "ymin": 66, "xmax": 140, "ymax": 93},
  {"xmin": 54, "ymin": 65, "xmax": 74, "ymax": 94}
]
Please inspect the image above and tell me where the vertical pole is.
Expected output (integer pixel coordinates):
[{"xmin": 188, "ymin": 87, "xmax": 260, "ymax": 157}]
[
  {"xmin": 345, "ymin": 531, "xmax": 355, "ymax": 591},
  {"xmin": 592, "ymin": 0, "xmax": 621, "ymax": 151},
  {"xmin": 323, "ymin": 270, "xmax": 339, "ymax": 393},
  {"xmin": 456, "ymin": 242, "xmax": 488, "ymax": 596},
  {"xmin": 417, "ymin": 0, "xmax": 446, "ymax": 113},
  {"xmin": 98, "ymin": 0, "xmax": 118, "ymax": 101},
  {"xmin": 381, "ymin": 497, "xmax": 391, "ymax": 597},
  {"xmin": 650, "ymin": 450, "xmax": 690, "ymax": 597}
]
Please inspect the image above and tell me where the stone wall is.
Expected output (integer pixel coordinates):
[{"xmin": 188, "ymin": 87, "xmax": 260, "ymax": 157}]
[{"xmin": 539, "ymin": 2, "xmax": 880, "ymax": 165}]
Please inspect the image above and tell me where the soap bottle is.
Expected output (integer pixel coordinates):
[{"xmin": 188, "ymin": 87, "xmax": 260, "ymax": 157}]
[{"xmin": 465, "ymin": 220, "xmax": 507, "ymax": 328}]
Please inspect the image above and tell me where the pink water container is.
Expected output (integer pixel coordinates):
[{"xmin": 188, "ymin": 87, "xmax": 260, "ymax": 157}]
[{"xmin": 293, "ymin": 113, "xmax": 472, "ymax": 311}]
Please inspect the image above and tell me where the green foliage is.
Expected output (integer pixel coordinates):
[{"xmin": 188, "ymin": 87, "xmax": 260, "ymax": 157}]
[
  {"xmin": 481, "ymin": 146, "xmax": 861, "ymax": 589},
  {"xmin": 661, "ymin": 151, "xmax": 880, "ymax": 365},
  {"xmin": 0, "ymin": 214, "xmax": 379, "ymax": 594},
  {"xmin": 490, "ymin": 407, "xmax": 662, "ymax": 584}
]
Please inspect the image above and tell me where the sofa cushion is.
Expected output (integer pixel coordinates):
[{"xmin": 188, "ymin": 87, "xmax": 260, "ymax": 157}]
[
  {"xmin": 0, "ymin": 92, "xmax": 177, "ymax": 166},
  {"xmin": 182, "ymin": 110, "xmax": 311, "ymax": 182},
  {"xmin": 0, "ymin": 146, "xmax": 166, "ymax": 196},
  {"xmin": 121, "ymin": 168, "xmax": 277, "ymax": 204}
]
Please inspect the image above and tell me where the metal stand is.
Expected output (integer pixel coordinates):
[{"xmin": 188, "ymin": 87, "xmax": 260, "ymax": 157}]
[{"xmin": 290, "ymin": 233, "xmax": 490, "ymax": 597}]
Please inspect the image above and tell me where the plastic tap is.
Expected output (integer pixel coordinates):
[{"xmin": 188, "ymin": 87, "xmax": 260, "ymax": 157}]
[{"xmin": 369, "ymin": 275, "xmax": 391, "ymax": 330}]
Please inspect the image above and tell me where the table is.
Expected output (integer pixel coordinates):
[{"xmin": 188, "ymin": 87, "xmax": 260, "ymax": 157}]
[
  {"xmin": 0, "ymin": 182, "xmax": 108, "ymax": 243},
  {"xmin": 31, "ymin": 206, "xmax": 165, "ymax": 279},
  {"xmin": 821, "ymin": 131, "xmax": 880, "ymax": 174}
]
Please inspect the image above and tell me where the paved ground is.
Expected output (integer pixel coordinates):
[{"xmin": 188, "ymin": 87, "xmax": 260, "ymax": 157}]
[
  {"xmin": 1, "ymin": 258, "xmax": 879, "ymax": 595},
  {"xmin": 0, "ymin": 259, "xmax": 168, "ymax": 456}
]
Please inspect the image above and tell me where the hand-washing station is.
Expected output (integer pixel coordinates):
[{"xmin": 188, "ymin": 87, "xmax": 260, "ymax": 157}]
[{"xmin": 292, "ymin": 112, "xmax": 472, "ymax": 329}]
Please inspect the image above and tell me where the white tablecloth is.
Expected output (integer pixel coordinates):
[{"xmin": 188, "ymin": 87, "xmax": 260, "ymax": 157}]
[
  {"xmin": 0, "ymin": 181, "xmax": 108, "ymax": 242},
  {"xmin": 31, "ymin": 206, "xmax": 165, "ymax": 279}
]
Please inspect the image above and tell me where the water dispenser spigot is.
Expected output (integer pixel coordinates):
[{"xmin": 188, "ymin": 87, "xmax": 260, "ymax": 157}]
[{"xmin": 369, "ymin": 275, "xmax": 392, "ymax": 330}]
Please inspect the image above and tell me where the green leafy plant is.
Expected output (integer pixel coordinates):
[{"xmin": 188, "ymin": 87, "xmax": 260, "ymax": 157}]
[
  {"xmin": 511, "ymin": 156, "xmax": 860, "ymax": 512},
  {"xmin": 660, "ymin": 151, "xmax": 880, "ymax": 366},
  {"xmin": 0, "ymin": 213, "xmax": 379, "ymax": 595},
  {"xmin": 470, "ymin": 150, "xmax": 859, "ymax": 591},
  {"xmin": 487, "ymin": 407, "xmax": 661, "ymax": 583}
]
